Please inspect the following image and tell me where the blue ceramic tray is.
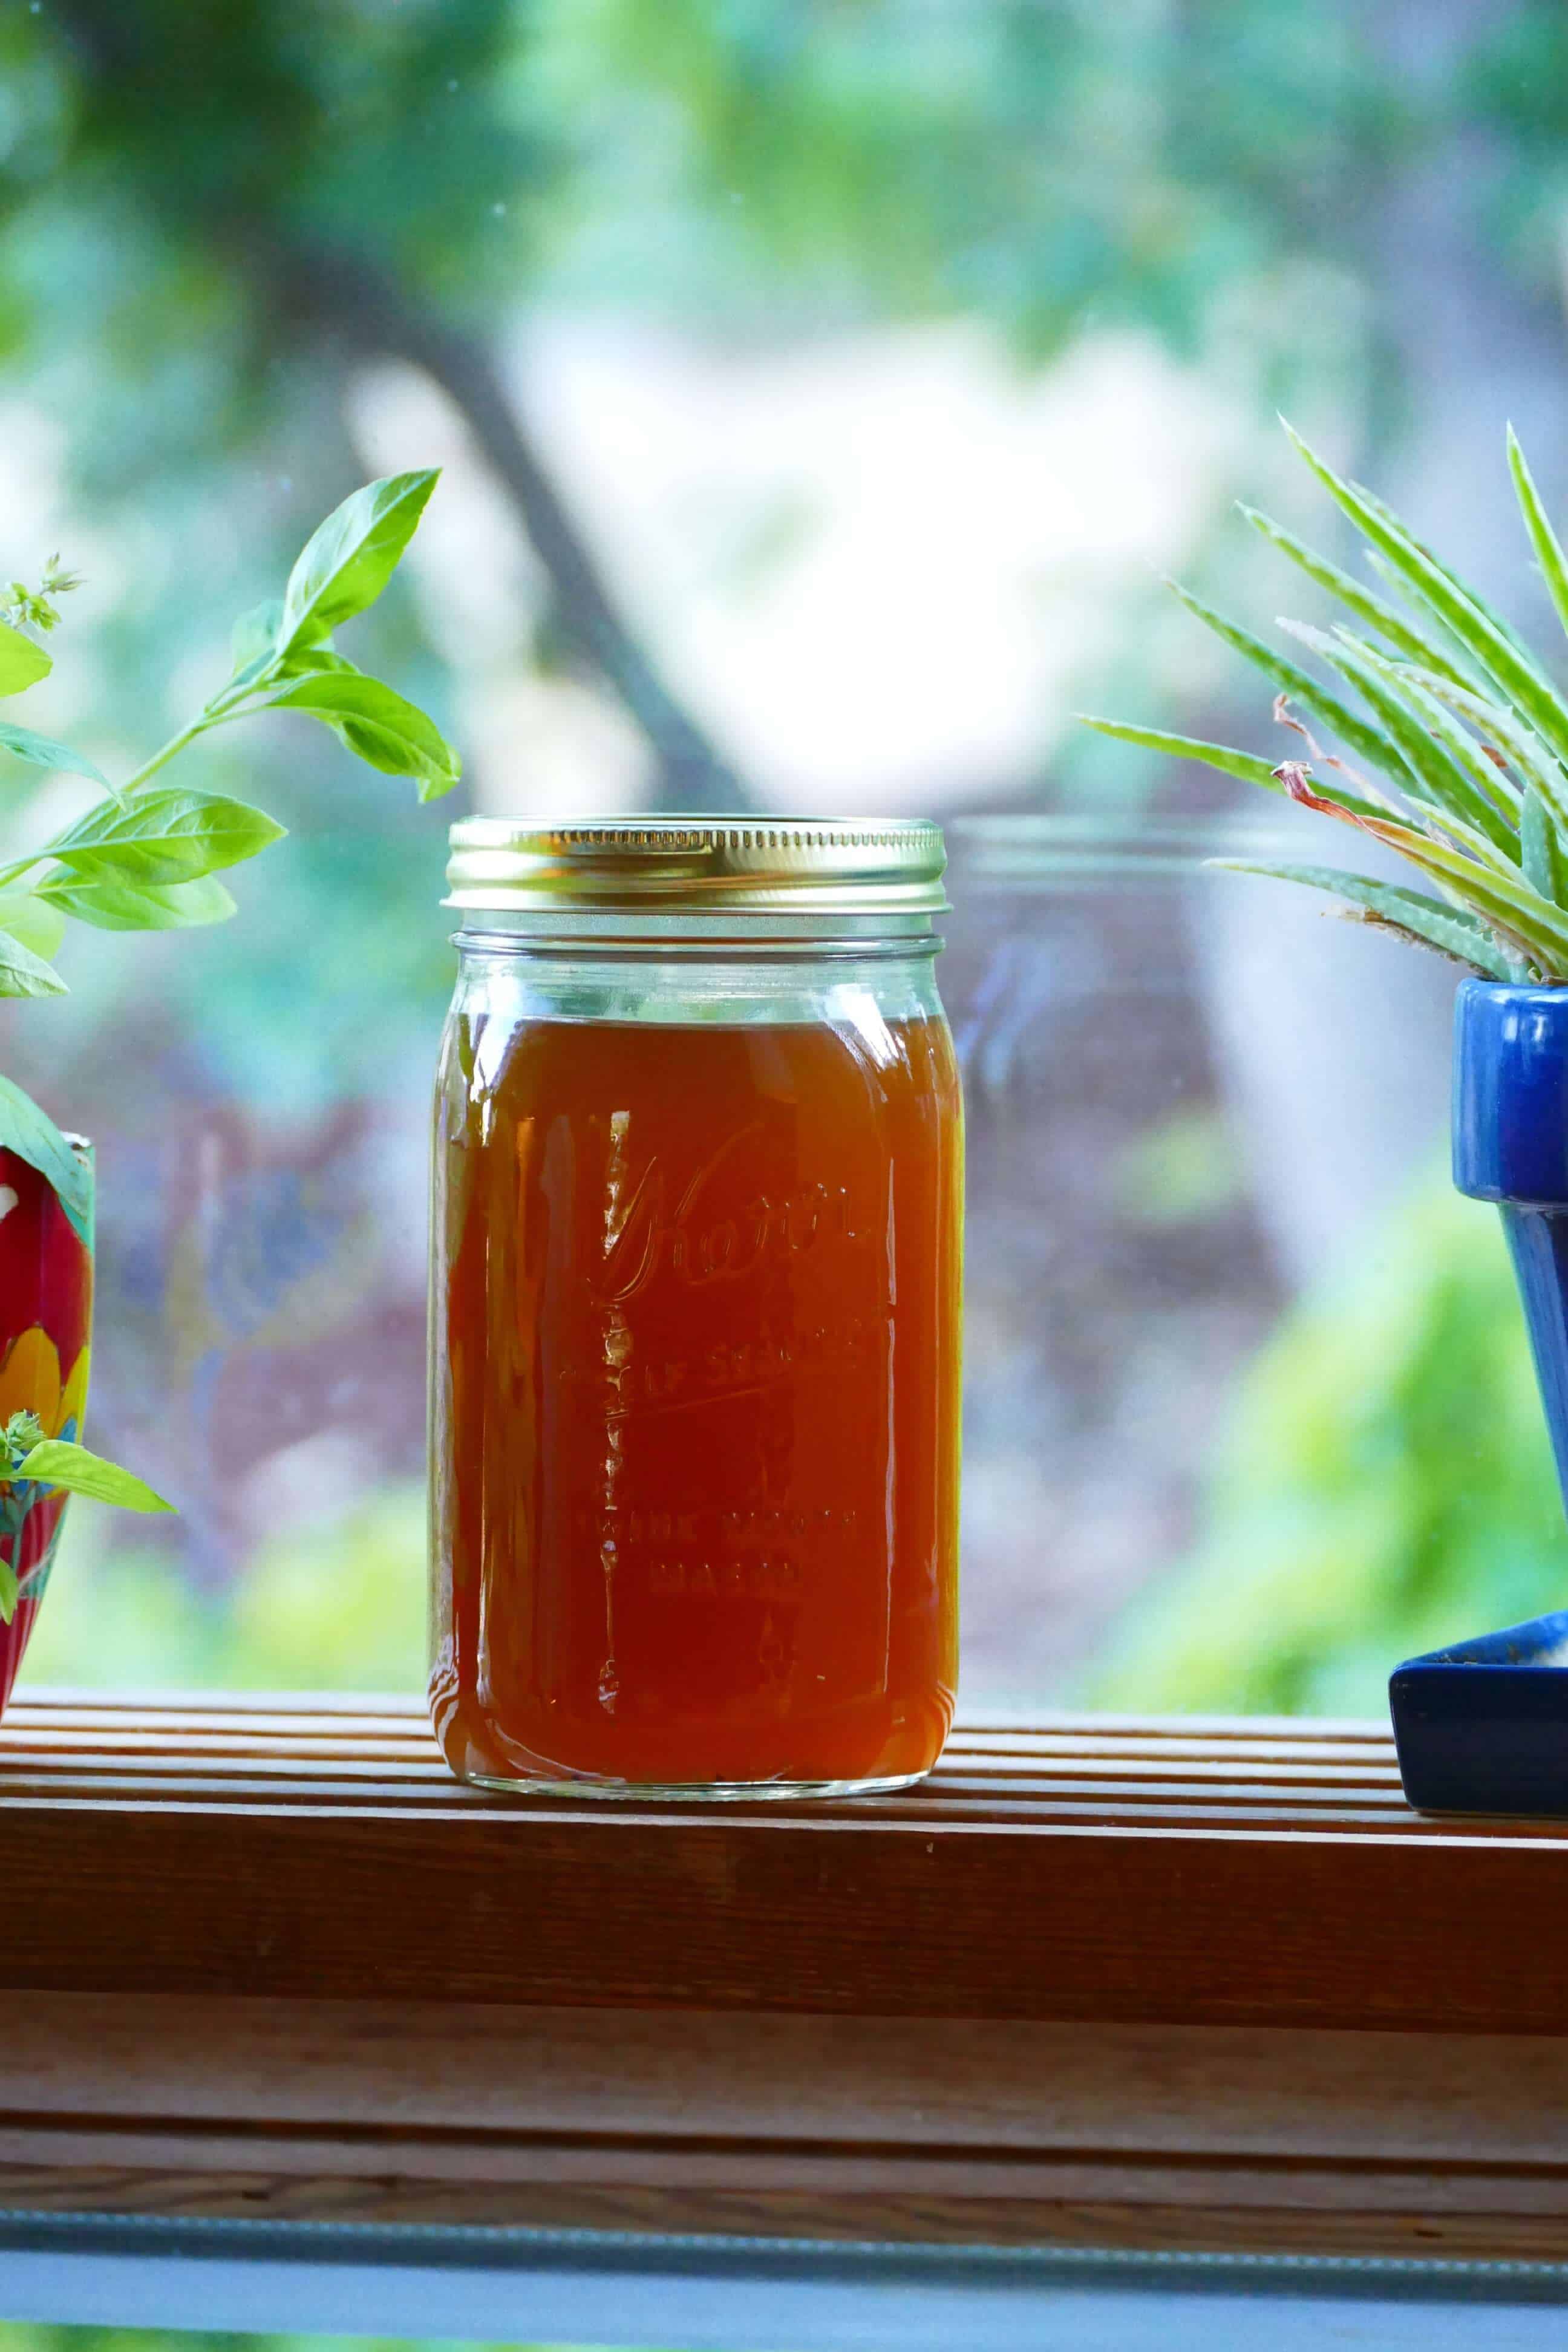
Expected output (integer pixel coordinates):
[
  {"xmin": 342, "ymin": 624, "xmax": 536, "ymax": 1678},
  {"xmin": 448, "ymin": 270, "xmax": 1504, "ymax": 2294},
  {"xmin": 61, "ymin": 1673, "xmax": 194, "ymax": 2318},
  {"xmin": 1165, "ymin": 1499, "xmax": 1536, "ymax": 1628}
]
[
  {"xmin": 1392, "ymin": 990, "xmax": 1568, "ymax": 1818},
  {"xmin": 1390, "ymin": 1610, "xmax": 1568, "ymax": 1815}
]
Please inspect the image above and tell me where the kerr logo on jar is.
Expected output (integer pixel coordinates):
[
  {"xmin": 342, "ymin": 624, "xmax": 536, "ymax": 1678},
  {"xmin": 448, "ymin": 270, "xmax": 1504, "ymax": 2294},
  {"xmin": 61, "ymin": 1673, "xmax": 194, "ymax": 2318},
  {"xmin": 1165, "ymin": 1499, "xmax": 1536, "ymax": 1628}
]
[{"xmin": 599, "ymin": 1122, "xmax": 868, "ymax": 1304}]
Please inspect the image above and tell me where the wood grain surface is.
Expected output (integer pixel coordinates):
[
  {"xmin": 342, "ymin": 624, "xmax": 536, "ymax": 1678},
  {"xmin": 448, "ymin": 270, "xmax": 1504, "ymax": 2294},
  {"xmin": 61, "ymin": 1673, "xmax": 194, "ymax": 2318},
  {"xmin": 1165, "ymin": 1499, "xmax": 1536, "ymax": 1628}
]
[
  {"xmin": 4, "ymin": 1992, "xmax": 1568, "ymax": 2258},
  {"xmin": 5, "ymin": 1692, "xmax": 1568, "ymax": 2254},
  {"xmin": 2, "ymin": 1693, "xmax": 1566, "ymax": 2032}
]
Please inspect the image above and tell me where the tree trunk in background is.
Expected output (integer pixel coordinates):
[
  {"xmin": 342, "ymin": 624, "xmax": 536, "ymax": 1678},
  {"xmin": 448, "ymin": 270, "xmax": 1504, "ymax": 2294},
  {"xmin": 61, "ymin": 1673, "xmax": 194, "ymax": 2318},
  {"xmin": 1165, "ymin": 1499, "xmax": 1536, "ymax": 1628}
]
[
  {"xmin": 48, "ymin": 0, "xmax": 753, "ymax": 816},
  {"xmin": 272, "ymin": 247, "xmax": 752, "ymax": 817}
]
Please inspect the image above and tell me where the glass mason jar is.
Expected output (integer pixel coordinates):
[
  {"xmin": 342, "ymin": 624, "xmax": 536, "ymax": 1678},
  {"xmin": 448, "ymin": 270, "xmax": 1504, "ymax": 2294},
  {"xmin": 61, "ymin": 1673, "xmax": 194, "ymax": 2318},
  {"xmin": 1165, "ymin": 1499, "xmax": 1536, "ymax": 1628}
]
[{"xmin": 429, "ymin": 818, "xmax": 964, "ymax": 1798}]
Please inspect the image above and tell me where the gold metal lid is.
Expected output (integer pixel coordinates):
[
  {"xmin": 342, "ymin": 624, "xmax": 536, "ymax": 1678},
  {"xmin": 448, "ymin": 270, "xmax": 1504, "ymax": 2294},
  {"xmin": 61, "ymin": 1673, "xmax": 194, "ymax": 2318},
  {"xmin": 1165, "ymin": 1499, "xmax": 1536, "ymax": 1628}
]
[{"xmin": 445, "ymin": 816, "xmax": 948, "ymax": 916}]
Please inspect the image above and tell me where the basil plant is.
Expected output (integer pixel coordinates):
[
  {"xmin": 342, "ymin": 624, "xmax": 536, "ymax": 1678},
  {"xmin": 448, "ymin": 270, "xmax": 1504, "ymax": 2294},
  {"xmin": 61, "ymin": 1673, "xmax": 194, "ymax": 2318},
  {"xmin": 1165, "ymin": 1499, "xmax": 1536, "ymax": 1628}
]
[{"xmin": 0, "ymin": 472, "xmax": 459, "ymax": 1609}]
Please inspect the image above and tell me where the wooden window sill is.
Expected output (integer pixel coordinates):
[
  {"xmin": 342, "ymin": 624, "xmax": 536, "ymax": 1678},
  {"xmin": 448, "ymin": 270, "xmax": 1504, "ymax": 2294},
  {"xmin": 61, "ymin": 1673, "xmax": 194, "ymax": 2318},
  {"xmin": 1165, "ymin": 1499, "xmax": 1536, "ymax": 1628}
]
[{"xmin": 2, "ymin": 1692, "xmax": 1566, "ymax": 2259}]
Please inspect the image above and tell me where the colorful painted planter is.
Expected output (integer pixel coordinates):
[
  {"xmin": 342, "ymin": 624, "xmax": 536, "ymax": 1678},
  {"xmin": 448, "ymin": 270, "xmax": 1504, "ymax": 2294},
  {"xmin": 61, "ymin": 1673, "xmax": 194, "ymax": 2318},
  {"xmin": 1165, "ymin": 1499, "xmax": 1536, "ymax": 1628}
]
[
  {"xmin": 1392, "ymin": 984, "xmax": 1568, "ymax": 1812},
  {"xmin": 0, "ymin": 1137, "xmax": 93, "ymax": 1719}
]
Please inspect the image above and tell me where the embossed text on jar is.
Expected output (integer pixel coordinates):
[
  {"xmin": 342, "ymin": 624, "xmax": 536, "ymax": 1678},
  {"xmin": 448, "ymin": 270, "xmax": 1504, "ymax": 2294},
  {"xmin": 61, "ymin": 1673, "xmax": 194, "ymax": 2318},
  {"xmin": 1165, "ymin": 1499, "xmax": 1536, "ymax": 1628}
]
[{"xmin": 430, "ymin": 1010, "xmax": 962, "ymax": 1791}]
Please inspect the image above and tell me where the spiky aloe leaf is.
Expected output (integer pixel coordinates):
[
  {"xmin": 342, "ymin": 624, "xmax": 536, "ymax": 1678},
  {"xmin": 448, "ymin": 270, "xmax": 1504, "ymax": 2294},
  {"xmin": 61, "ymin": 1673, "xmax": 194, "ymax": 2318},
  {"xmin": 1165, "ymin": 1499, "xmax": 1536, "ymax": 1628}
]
[
  {"xmin": 1403, "ymin": 668, "xmax": 1568, "ymax": 838},
  {"xmin": 1238, "ymin": 506, "xmax": 1477, "ymax": 692},
  {"xmin": 1168, "ymin": 581, "xmax": 1394, "ymax": 771},
  {"xmin": 1074, "ymin": 717, "xmax": 1386, "ymax": 818},
  {"xmin": 1356, "ymin": 478, "xmax": 1535, "ymax": 659},
  {"xmin": 1507, "ymin": 426, "xmax": 1568, "ymax": 647},
  {"xmin": 1213, "ymin": 858, "xmax": 1515, "ymax": 978},
  {"xmin": 1282, "ymin": 421, "xmax": 1568, "ymax": 773},
  {"xmin": 1363, "ymin": 551, "xmax": 1497, "ymax": 685},
  {"xmin": 1279, "ymin": 619, "xmax": 1516, "ymax": 854},
  {"xmin": 1279, "ymin": 763, "xmax": 1568, "ymax": 975},
  {"xmin": 1521, "ymin": 788, "xmax": 1568, "ymax": 908},
  {"xmin": 1362, "ymin": 911, "xmax": 1517, "ymax": 966},
  {"xmin": 1347, "ymin": 641, "xmax": 1521, "ymax": 825}
]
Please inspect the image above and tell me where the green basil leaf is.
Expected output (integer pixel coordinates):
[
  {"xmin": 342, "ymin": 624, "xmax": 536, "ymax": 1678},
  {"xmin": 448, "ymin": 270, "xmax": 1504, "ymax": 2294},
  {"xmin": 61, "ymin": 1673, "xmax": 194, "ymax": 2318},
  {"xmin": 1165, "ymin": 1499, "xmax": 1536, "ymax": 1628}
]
[
  {"xmin": 0, "ymin": 929, "xmax": 67, "ymax": 998},
  {"xmin": 230, "ymin": 597, "xmax": 284, "ymax": 674},
  {"xmin": 278, "ymin": 471, "xmax": 439, "ymax": 656},
  {"xmin": 1213, "ymin": 859, "xmax": 1516, "ymax": 977},
  {"xmin": 0, "ymin": 1073, "xmax": 91, "ymax": 1243},
  {"xmin": 41, "ymin": 872, "xmax": 238, "ymax": 930},
  {"xmin": 0, "ymin": 1555, "xmax": 15, "ymax": 1624},
  {"xmin": 266, "ymin": 669, "xmax": 460, "ymax": 799},
  {"xmin": 45, "ymin": 789, "xmax": 286, "ymax": 885},
  {"xmin": 278, "ymin": 647, "xmax": 354, "ymax": 675},
  {"xmin": 0, "ymin": 720, "xmax": 107, "ymax": 788},
  {"xmin": 0, "ymin": 622, "xmax": 50, "ymax": 697},
  {"xmin": 13, "ymin": 1437, "xmax": 174, "ymax": 1514},
  {"xmin": 0, "ymin": 890, "xmax": 65, "ymax": 959}
]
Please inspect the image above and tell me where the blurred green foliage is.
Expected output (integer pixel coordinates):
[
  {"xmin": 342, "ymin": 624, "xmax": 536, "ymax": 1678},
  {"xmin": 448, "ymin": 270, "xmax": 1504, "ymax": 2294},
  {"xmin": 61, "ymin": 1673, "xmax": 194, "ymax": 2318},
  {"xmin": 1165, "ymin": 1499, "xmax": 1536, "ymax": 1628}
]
[
  {"xmin": 547, "ymin": 0, "xmax": 1395, "ymax": 362},
  {"xmin": 0, "ymin": 6, "xmax": 519, "ymax": 1109},
  {"xmin": 24, "ymin": 1483, "xmax": 426, "ymax": 1690},
  {"xmin": 1092, "ymin": 1177, "xmax": 1568, "ymax": 1716},
  {"xmin": 0, "ymin": 2331, "xmax": 642, "ymax": 2352},
  {"xmin": 1, "ymin": 2, "xmax": 1566, "ymax": 1713},
  {"xmin": 1111, "ymin": 1106, "xmax": 1248, "ymax": 1231}
]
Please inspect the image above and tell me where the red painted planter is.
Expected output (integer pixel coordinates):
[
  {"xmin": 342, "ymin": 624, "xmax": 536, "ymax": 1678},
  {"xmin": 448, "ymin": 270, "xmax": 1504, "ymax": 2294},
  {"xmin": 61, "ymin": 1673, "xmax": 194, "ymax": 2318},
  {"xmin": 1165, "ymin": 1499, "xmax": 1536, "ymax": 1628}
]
[{"xmin": 0, "ymin": 1138, "xmax": 93, "ymax": 1718}]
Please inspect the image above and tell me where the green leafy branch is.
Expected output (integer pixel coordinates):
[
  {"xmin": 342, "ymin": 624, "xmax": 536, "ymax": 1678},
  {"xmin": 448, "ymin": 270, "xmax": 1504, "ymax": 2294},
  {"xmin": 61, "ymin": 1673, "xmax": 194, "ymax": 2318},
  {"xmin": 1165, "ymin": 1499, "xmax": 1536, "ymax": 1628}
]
[
  {"xmin": 0, "ymin": 469, "xmax": 459, "ymax": 1009},
  {"xmin": 1079, "ymin": 422, "xmax": 1568, "ymax": 982},
  {"xmin": 0, "ymin": 469, "xmax": 459, "ymax": 1534},
  {"xmin": 0, "ymin": 1409, "xmax": 172, "ymax": 1620},
  {"xmin": 0, "ymin": 471, "xmax": 458, "ymax": 1206},
  {"xmin": 2, "ymin": 555, "xmax": 82, "ymax": 643}
]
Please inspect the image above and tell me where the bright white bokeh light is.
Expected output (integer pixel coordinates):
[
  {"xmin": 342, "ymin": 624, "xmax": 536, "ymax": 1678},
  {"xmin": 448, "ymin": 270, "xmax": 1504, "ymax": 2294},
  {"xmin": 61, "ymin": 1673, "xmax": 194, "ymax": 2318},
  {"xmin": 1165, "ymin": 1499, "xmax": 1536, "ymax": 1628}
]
[{"xmin": 351, "ymin": 316, "xmax": 1247, "ymax": 816}]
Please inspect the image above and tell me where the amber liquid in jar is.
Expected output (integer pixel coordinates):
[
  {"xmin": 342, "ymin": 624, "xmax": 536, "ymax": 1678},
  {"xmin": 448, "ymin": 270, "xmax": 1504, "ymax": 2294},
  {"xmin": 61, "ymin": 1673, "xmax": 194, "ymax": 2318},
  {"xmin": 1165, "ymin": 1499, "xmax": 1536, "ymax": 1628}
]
[{"xmin": 430, "ymin": 1001, "xmax": 962, "ymax": 1793}]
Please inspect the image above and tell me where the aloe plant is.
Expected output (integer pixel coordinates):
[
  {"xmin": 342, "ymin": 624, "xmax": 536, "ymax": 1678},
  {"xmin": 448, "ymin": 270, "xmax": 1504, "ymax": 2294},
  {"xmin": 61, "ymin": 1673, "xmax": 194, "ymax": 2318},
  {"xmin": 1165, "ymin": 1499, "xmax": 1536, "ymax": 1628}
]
[{"xmin": 1080, "ymin": 423, "xmax": 1568, "ymax": 983}]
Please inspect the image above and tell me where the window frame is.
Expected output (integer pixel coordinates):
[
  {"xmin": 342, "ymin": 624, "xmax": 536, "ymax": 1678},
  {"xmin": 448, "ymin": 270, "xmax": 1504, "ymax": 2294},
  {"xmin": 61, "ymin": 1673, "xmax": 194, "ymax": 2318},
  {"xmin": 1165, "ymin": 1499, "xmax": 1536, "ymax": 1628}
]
[{"xmin": 2, "ymin": 1690, "xmax": 1565, "ymax": 2258}]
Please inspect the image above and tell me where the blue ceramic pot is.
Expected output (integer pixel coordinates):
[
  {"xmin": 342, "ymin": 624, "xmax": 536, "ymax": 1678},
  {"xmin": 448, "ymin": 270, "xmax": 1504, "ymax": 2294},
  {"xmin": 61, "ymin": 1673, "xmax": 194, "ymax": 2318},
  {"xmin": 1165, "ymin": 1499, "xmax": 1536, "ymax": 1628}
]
[
  {"xmin": 1453, "ymin": 979, "xmax": 1568, "ymax": 1507},
  {"xmin": 1391, "ymin": 981, "xmax": 1568, "ymax": 1811}
]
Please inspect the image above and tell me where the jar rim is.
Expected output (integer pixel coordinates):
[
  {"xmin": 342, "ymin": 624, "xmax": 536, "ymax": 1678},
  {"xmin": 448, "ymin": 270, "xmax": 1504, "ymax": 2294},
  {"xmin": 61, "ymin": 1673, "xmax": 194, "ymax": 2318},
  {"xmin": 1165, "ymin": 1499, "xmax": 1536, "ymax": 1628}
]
[
  {"xmin": 445, "ymin": 815, "xmax": 948, "ymax": 917},
  {"xmin": 948, "ymin": 811, "xmax": 1311, "ymax": 880}
]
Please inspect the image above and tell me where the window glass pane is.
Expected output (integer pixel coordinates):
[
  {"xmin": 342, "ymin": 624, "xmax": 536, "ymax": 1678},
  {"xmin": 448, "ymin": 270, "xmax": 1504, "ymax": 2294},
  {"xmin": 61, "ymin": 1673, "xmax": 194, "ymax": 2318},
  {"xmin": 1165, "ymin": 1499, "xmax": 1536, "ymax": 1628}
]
[{"xmin": 6, "ymin": 5, "xmax": 1560, "ymax": 1716}]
